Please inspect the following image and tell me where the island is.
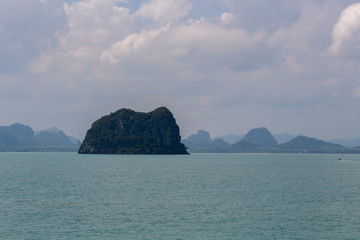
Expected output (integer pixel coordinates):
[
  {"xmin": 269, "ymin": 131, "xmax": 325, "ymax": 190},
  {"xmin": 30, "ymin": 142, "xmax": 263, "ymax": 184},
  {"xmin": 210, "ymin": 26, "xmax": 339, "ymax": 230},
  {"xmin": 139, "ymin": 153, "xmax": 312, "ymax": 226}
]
[
  {"xmin": 182, "ymin": 127, "xmax": 360, "ymax": 154},
  {"xmin": 0, "ymin": 123, "xmax": 80, "ymax": 152},
  {"xmin": 78, "ymin": 107, "xmax": 189, "ymax": 154}
]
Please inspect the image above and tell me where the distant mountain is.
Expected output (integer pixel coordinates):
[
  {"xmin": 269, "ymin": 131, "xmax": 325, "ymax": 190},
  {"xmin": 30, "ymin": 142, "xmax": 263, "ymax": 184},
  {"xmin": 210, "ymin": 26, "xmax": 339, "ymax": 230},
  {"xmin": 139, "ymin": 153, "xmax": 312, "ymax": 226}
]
[
  {"xmin": 215, "ymin": 134, "xmax": 244, "ymax": 144},
  {"xmin": 328, "ymin": 137, "xmax": 360, "ymax": 147},
  {"xmin": 227, "ymin": 139, "xmax": 260, "ymax": 153},
  {"xmin": 0, "ymin": 123, "xmax": 35, "ymax": 146},
  {"xmin": 278, "ymin": 136, "xmax": 346, "ymax": 153},
  {"xmin": 185, "ymin": 128, "xmax": 278, "ymax": 153},
  {"xmin": 226, "ymin": 135, "xmax": 358, "ymax": 154},
  {"xmin": 273, "ymin": 132, "xmax": 298, "ymax": 144},
  {"xmin": 36, "ymin": 131, "xmax": 75, "ymax": 147},
  {"xmin": 36, "ymin": 127, "xmax": 81, "ymax": 146},
  {"xmin": 243, "ymin": 127, "xmax": 277, "ymax": 147},
  {"xmin": 225, "ymin": 127, "xmax": 278, "ymax": 153},
  {"xmin": 186, "ymin": 130, "xmax": 211, "ymax": 143},
  {"xmin": 183, "ymin": 128, "xmax": 360, "ymax": 154},
  {"xmin": 36, "ymin": 127, "xmax": 61, "ymax": 134},
  {"xmin": 182, "ymin": 130, "xmax": 230, "ymax": 152},
  {"xmin": 67, "ymin": 136, "xmax": 81, "ymax": 146},
  {"xmin": 217, "ymin": 132, "xmax": 299, "ymax": 145},
  {"xmin": 0, "ymin": 123, "xmax": 80, "ymax": 152}
]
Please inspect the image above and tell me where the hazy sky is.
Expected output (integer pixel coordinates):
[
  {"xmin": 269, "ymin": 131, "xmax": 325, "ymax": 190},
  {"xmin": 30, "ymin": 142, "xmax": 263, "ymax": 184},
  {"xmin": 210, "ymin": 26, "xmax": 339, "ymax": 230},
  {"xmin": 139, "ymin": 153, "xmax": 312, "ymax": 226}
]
[{"xmin": 1, "ymin": 0, "xmax": 360, "ymax": 140}]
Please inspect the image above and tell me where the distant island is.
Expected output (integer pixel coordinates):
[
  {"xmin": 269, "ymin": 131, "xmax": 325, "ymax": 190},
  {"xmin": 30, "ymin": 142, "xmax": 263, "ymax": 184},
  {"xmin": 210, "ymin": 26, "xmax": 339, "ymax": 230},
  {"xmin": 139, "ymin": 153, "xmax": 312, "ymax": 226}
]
[
  {"xmin": 2, "ymin": 110, "xmax": 360, "ymax": 154},
  {"xmin": 183, "ymin": 128, "xmax": 360, "ymax": 154},
  {"xmin": 78, "ymin": 107, "xmax": 188, "ymax": 154},
  {"xmin": 0, "ymin": 123, "xmax": 81, "ymax": 152}
]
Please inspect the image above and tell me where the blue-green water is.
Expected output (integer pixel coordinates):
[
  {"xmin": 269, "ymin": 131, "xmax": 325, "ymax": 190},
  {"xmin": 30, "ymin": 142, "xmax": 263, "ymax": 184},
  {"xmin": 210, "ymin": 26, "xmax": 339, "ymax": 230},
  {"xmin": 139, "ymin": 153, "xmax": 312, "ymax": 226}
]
[{"xmin": 0, "ymin": 153, "xmax": 359, "ymax": 239}]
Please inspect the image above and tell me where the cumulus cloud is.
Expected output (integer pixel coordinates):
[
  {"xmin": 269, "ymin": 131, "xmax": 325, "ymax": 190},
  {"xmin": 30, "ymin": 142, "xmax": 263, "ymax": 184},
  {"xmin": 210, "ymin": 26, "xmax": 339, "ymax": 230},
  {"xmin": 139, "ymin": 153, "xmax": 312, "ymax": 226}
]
[
  {"xmin": 165, "ymin": 21, "xmax": 265, "ymax": 58},
  {"xmin": 62, "ymin": 0, "xmax": 132, "ymax": 46},
  {"xmin": 30, "ymin": 0, "xmax": 135, "ymax": 75},
  {"xmin": 35, "ymin": 0, "xmax": 265, "ymax": 76},
  {"xmin": 2, "ymin": 0, "xmax": 360, "ymax": 139},
  {"xmin": 100, "ymin": 25, "xmax": 170, "ymax": 64},
  {"xmin": 220, "ymin": 12, "xmax": 234, "ymax": 24},
  {"xmin": 98, "ymin": 17, "xmax": 266, "ymax": 78},
  {"xmin": 331, "ymin": 3, "xmax": 360, "ymax": 54}
]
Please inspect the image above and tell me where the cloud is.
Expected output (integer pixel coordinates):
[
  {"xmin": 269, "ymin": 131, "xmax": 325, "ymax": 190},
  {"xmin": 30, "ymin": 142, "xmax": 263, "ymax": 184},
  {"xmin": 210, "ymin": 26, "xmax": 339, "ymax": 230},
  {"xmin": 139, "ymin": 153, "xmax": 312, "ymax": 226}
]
[
  {"xmin": 352, "ymin": 86, "xmax": 360, "ymax": 98},
  {"xmin": 62, "ymin": 0, "xmax": 133, "ymax": 46},
  {"xmin": 331, "ymin": 3, "xmax": 360, "ymax": 54},
  {"xmin": 135, "ymin": 0, "xmax": 192, "ymax": 22},
  {"xmin": 35, "ymin": 0, "xmax": 265, "ymax": 76},
  {"xmin": 0, "ymin": 0, "xmax": 65, "ymax": 73},
  {"xmin": 219, "ymin": 0, "xmax": 304, "ymax": 31},
  {"xmin": 24, "ymin": 0, "xmax": 270, "ymax": 137},
  {"xmin": 2, "ymin": 0, "xmax": 360, "ymax": 140},
  {"xmin": 30, "ymin": 0, "xmax": 135, "ymax": 75},
  {"xmin": 100, "ymin": 25, "xmax": 170, "ymax": 63},
  {"xmin": 220, "ymin": 12, "xmax": 234, "ymax": 24}
]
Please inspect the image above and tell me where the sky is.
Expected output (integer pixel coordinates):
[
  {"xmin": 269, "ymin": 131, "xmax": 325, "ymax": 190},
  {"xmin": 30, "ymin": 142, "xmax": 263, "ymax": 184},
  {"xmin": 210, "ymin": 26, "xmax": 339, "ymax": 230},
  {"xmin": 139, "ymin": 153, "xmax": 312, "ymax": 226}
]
[{"xmin": 1, "ymin": 0, "xmax": 360, "ymax": 140}]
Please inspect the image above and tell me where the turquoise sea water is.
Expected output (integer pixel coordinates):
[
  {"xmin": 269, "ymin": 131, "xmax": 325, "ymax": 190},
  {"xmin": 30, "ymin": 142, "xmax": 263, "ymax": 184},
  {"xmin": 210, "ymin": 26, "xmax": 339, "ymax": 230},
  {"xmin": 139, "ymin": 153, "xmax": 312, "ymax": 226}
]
[{"xmin": 0, "ymin": 153, "xmax": 359, "ymax": 239}]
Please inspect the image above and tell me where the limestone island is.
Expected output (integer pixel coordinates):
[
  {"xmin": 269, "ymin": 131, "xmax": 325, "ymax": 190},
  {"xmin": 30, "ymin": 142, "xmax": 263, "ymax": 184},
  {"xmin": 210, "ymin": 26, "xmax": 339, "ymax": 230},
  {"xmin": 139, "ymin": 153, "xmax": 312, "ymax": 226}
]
[{"xmin": 78, "ymin": 107, "xmax": 188, "ymax": 154}]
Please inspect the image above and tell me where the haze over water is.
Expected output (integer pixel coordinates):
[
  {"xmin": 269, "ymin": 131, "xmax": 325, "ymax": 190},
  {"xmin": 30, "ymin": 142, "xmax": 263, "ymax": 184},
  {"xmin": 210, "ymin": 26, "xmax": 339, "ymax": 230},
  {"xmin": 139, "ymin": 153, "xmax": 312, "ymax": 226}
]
[{"xmin": 1, "ymin": 153, "xmax": 359, "ymax": 239}]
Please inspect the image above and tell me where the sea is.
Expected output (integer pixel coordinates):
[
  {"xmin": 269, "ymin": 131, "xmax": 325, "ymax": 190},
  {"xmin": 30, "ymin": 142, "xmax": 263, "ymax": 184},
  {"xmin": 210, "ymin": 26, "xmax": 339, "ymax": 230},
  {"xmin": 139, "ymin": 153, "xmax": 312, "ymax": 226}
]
[{"xmin": 0, "ymin": 153, "xmax": 359, "ymax": 240}]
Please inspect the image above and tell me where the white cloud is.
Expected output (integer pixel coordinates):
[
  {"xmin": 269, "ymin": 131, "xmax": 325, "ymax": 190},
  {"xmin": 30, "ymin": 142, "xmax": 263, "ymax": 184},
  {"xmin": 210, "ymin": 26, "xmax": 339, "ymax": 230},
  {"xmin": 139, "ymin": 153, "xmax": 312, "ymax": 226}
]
[
  {"xmin": 70, "ymin": 47, "xmax": 91, "ymax": 58},
  {"xmin": 99, "ymin": 17, "xmax": 265, "ymax": 73},
  {"xmin": 3, "ymin": 0, "xmax": 360, "ymax": 140},
  {"xmin": 62, "ymin": 0, "xmax": 132, "ymax": 45},
  {"xmin": 331, "ymin": 3, "xmax": 360, "ymax": 54},
  {"xmin": 166, "ymin": 21, "xmax": 265, "ymax": 56},
  {"xmin": 30, "ymin": 0, "xmax": 135, "ymax": 74},
  {"xmin": 100, "ymin": 25, "xmax": 170, "ymax": 64},
  {"xmin": 220, "ymin": 12, "xmax": 234, "ymax": 24},
  {"xmin": 268, "ymin": 2, "xmax": 337, "ymax": 52}
]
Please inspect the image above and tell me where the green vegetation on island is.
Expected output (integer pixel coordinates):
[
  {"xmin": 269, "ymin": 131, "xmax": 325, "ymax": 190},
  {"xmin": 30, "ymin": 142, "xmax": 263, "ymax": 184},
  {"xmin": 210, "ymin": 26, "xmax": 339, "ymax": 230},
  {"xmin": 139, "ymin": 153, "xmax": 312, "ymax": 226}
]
[
  {"xmin": 2, "ymin": 112, "xmax": 360, "ymax": 154},
  {"xmin": 78, "ymin": 107, "xmax": 188, "ymax": 154}
]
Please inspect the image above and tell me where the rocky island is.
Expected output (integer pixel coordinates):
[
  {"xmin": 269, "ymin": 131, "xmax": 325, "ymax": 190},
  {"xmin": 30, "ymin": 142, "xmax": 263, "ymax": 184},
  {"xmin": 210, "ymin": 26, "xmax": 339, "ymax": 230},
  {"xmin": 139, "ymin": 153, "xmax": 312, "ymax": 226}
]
[
  {"xmin": 78, "ymin": 107, "xmax": 188, "ymax": 154},
  {"xmin": 183, "ymin": 127, "xmax": 360, "ymax": 154}
]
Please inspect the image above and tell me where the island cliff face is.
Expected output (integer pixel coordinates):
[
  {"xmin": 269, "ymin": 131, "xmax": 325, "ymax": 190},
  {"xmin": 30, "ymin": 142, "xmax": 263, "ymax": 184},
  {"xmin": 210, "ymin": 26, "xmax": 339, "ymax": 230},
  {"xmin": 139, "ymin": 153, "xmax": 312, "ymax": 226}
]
[{"xmin": 78, "ymin": 107, "xmax": 188, "ymax": 154}]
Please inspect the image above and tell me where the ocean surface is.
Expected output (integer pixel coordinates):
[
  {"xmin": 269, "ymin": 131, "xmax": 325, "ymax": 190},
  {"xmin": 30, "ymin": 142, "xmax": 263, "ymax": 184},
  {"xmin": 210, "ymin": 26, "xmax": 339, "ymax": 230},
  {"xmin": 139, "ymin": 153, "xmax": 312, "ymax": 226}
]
[{"xmin": 0, "ymin": 153, "xmax": 359, "ymax": 239}]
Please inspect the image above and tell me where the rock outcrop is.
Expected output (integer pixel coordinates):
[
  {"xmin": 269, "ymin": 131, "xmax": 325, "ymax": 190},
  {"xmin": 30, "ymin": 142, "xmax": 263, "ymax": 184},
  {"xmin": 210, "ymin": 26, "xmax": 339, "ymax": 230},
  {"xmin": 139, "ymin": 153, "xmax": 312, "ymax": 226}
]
[{"xmin": 78, "ymin": 107, "xmax": 188, "ymax": 154}]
